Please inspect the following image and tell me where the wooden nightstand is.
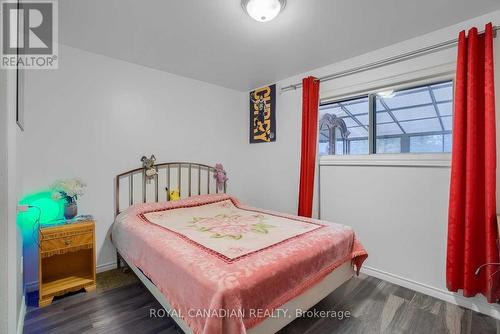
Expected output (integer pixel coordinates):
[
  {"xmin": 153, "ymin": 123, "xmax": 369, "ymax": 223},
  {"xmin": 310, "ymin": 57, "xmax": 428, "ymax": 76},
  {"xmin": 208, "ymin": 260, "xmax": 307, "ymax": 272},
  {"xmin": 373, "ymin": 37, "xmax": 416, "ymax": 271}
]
[{"xmin": 38, "ymin": 220, "xmax": 96, "ymax": 307}]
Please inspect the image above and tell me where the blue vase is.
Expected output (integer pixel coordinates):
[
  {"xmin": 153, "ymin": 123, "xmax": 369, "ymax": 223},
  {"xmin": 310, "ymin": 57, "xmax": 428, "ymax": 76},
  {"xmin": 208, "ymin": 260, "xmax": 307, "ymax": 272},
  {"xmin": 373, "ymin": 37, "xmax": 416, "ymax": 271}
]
[{"xmin": 64, "ymin": 202, "xmax": 78, "ymax": 220}]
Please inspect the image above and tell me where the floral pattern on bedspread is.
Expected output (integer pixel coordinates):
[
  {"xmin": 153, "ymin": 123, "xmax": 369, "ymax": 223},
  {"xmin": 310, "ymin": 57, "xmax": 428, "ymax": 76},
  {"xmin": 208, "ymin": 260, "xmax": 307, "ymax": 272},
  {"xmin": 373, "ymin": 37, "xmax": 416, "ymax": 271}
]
[
  {"xmin": 112, "ymin": 194, "xmax": 368, "ymax": 334},
  {"xmin": 188, "ymin": 213, "xmax": 274, "ymax": 239},
  {"xmin": 140, "ymin": 198, "xmax": 323, "ymax": 261}
]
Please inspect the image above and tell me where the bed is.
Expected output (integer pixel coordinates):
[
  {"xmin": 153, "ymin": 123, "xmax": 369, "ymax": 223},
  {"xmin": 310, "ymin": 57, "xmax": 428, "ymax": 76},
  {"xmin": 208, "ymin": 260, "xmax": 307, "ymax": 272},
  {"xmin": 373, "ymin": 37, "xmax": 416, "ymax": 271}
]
[{"xmin": 111, "ymin": 161, "xmax": 367, "ymax": 334}]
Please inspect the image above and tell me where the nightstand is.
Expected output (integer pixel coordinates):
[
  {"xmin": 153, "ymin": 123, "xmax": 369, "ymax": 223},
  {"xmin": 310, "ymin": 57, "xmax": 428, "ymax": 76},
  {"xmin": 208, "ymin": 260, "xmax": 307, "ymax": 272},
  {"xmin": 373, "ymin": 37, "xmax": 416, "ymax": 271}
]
[{"xmin": 38, "ymin": 220, "xmax": 96, "ymax": 307}]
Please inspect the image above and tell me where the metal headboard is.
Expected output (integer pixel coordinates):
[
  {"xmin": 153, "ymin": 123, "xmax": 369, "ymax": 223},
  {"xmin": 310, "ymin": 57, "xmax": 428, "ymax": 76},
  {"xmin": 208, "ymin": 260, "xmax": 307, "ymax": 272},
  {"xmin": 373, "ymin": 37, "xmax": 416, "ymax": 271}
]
[{"xmin": 114, "ymin": 162, "xmax": 227, "ymax": 216}]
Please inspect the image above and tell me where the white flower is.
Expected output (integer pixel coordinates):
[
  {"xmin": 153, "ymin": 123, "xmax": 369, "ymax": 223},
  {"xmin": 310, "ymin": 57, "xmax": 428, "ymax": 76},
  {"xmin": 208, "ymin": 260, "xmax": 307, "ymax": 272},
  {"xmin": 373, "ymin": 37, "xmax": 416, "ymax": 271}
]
[{"xmin": 51, "ymin": 178, "xmax": 86, "ymax": 198}]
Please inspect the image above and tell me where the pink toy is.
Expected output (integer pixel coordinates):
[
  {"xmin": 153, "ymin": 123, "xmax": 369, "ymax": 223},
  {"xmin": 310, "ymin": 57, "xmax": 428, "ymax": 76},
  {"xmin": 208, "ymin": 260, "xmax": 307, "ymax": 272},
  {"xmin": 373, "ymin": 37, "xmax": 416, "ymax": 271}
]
[{"xmin": 214, "ymin": 163, "xmax": 228, "ymax": 191}]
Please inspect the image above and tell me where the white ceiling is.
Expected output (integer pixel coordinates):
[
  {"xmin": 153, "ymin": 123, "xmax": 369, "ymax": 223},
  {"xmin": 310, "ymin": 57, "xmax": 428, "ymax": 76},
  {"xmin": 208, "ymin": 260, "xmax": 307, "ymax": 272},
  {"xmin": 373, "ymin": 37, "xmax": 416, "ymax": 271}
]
[{"xmin": 60, "ymin": 0, "xmax": 500, "ymax": 92}]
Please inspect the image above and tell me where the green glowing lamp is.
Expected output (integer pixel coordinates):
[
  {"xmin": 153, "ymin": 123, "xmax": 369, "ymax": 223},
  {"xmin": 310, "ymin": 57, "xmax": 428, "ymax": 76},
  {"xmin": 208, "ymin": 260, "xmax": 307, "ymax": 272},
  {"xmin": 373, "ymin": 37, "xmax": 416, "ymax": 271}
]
[{"xmin": 17, "ymin": 191, "xmax": 65, "ymax": 243}]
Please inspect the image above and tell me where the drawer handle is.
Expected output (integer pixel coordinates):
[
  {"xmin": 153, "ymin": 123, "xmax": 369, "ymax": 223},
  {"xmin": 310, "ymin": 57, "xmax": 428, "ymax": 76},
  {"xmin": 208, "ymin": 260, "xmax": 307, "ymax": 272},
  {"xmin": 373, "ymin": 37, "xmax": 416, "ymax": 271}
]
[{"xmin": 64, "ymin": 238, "xmax": 72, "ymax": 246}]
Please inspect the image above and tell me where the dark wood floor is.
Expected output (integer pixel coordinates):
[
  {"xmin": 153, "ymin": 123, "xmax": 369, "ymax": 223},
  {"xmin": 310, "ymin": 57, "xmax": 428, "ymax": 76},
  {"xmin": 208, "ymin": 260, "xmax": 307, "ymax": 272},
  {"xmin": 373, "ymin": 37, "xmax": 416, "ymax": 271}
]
[{"xmin": 24, "ymin": 273, "xmax": 499, "ymax": 334}]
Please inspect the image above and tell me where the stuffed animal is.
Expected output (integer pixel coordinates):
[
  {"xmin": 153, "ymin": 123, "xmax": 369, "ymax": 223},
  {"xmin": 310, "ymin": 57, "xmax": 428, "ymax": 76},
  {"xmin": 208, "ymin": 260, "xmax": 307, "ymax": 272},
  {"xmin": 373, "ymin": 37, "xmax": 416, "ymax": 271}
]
[
  {"xmin": 167, "ymin": 188, "xmax": 181, "ymax": 201},
  {"xmin": 213, "ymin": 163, "xmax": 228, "ymax": 191},
  {"xmin": 141, "ymin": 155, "xmax": 157, "ymax": 181}
]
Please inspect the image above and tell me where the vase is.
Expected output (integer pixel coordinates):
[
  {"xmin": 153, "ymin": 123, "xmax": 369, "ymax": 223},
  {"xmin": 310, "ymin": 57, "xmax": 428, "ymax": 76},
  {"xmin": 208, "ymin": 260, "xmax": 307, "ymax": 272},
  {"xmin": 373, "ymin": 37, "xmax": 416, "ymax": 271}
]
[{"xmin": 64, "ymin": 202, "xmax": 78, "ymax": 220}]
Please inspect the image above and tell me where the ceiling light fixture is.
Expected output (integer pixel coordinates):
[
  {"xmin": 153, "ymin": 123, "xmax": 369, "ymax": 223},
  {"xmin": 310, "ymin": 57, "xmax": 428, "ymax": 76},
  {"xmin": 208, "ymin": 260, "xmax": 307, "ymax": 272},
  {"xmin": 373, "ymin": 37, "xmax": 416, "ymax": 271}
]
[{"xmin": 241, "ymin": 0, "xmax": 286, "ymax": 23}]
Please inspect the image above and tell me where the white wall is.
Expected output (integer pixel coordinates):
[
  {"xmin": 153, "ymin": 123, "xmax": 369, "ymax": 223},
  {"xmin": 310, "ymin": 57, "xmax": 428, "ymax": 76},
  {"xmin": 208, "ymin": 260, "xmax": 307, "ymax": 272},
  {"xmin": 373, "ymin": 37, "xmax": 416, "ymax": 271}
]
[
  {"xmin": 320, "ymin": 162, "xmax": 451, "ymax": 292},
  {"xmin": 21, "ymin": 44, "xmax": 246, "ymax": 285},
  {"xmin": 0, "ymin": 67, "xmax": 24, "ymax": 333},
  {"xmin": 234, "ymin": 10, "xmax": 500, "ymax": 317},
  {"xmin": 0, "ymin": 62, "xmax": 9, "ymax": 334}
]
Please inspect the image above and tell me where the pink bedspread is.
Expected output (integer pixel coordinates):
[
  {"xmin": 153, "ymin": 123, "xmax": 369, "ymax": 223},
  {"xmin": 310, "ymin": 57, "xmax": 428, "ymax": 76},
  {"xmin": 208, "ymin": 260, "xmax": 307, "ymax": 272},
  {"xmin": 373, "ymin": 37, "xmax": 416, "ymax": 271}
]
[{"xmin": 111, "ymin": 194, "xmax": 367, "ymax": 334}]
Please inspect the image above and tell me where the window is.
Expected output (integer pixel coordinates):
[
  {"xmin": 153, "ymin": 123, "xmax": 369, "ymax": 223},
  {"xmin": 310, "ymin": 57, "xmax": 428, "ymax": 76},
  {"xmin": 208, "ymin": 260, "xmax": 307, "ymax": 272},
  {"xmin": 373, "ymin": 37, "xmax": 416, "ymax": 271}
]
[
  {"xmin": 319, "ymin": 96, "xmax": 369, "ymax": 155},
  {"xmin": 319, "ymin": 80, "xmax": 453, "ymax": 156}
]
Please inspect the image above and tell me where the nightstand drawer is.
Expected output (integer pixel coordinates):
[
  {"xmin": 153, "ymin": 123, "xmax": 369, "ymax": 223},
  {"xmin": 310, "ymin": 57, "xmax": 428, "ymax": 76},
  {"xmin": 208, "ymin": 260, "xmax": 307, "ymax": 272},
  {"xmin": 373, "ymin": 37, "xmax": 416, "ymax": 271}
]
[{"xmin": 41, "ymin": 232, "xmax": 93, "ymax": 253}]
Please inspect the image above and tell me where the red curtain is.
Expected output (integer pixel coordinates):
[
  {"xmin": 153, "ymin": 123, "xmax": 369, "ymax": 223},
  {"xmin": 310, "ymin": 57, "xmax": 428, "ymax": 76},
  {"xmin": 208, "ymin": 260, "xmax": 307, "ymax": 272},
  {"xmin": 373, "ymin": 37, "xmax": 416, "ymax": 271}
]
[
  {"xmin": 298, "ymin": 77, "xmax": 320, "ymax": 218},
  {"xmin": 447, "ymin": 23, "xmax": 499, "ymax": 302}
]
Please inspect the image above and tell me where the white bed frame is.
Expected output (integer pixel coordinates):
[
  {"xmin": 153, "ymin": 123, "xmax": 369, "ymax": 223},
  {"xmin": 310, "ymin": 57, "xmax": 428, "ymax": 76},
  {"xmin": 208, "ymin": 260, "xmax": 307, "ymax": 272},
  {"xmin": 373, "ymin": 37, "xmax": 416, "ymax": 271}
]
[{"xmin": 114, "ymin": 160, "xmax": 354, "ymax": 334}]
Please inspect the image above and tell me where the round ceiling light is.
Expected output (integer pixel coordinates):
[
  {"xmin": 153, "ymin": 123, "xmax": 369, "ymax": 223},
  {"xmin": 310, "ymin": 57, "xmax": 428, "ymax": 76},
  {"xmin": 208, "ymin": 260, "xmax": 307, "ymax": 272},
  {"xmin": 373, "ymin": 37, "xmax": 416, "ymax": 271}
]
[{"xmin": 242, "ymin": 0, "xmax": 286, "ymax": 23}]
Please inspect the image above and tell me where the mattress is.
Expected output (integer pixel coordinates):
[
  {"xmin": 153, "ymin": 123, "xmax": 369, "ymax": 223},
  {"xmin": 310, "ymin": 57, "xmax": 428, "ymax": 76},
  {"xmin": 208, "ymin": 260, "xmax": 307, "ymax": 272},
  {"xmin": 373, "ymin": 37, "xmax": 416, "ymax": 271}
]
[{"xmin": 111, "ymin": 194, "xmax": 367, "ymax": 334}]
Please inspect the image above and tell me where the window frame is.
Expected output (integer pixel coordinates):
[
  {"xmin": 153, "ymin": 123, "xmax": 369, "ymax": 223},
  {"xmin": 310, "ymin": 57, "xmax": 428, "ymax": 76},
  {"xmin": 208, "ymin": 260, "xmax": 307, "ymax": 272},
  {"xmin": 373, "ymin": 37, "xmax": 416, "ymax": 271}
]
[{"xmin": 318, "ymin": 73, "xmax": 454, "ymax": 167}]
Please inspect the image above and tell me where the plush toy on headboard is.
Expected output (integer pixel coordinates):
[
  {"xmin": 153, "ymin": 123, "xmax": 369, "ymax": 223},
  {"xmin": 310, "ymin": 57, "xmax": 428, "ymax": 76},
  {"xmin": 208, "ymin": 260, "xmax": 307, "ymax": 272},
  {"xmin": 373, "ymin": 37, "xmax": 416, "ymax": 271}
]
[
  {"xmin": 141, "ymin": 155, "xmax": 157, "ymax": 182},
  {"xmin": 166, "ymin": 188, "xmax": 181, "ymax": 201},
  {"xmin": 213, "ymin": 163, "xmax": 228, "ymax": 191}
]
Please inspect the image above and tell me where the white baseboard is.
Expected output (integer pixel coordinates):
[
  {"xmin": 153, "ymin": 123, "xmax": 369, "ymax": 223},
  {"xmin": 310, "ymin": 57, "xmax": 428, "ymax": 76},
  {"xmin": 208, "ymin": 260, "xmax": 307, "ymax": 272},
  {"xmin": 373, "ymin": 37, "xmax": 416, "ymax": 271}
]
[
  {"xmin": 25, "ymin": 261, "xmax": 118, "ymax": 293},
  {"xmin": 96, "ymin": 261, "xmax": 117, "ymax": 273},
  {"xmin": 361, "ymin": 265, "xmax": 500, "ymax": 320},
  {"xmin": 17, "ymin": 296, "xmax": 26, "ymax": 334}
]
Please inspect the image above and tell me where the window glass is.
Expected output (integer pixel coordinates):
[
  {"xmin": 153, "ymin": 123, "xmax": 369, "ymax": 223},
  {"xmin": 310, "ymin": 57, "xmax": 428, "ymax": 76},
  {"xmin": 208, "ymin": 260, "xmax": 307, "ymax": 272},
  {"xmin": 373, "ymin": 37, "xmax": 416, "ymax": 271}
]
[
  {"xmin": 410, "ymin": 135, "xmax": 444, "ymax": 153},
  {"xmin": 375, "ymin": 81, "xmax": 453, "ymax": 154},
  {"xmin": 444, "ymin": 134, "xmax": 452, "ymax": 152},
  {"xmin": 318, "ymin": 128, "xmax": 330, "ymax": 156},
  {"xmin": 319, "ymin": 80, "xmax": 453, "ymax": 156},
  {"xmin": 349, "ymin": 140, "xmax": 369, "ymax": 155},
  {"xmin": 376, "ymin": 138, "xmax": 401, "ymax": 154},
  {"xmin": 319, "ymin": 96, "xmax": 369, "ymax": 156}
]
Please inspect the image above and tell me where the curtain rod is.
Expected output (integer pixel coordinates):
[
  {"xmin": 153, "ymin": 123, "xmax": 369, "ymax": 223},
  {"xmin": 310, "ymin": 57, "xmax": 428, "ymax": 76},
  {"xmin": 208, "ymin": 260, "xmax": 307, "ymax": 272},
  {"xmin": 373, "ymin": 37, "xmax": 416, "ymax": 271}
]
[{"xmin": 281, "ymin": 25, "xmax": 499, "ymax": 92}]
